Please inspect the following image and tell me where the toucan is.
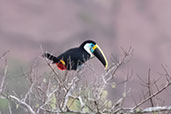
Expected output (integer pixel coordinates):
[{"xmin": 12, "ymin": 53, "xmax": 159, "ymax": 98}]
[{"xmin": 43, "ymin": 40, "xmax": 108, "ymax": 70}]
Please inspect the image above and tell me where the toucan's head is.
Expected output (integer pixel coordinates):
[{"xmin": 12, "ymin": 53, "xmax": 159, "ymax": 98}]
[{"xmin": 80, "ymin": 40, "xmax": 108, "ymax": 69}]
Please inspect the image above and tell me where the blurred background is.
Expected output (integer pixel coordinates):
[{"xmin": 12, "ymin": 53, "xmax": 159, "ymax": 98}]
[{"xmin": 1, "ymin": 0, "xmax": 171, "ymax": 113}]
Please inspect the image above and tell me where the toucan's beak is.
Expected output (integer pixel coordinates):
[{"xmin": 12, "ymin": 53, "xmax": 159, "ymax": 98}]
[{"xmin": 92, "ymin": 44, "xmax": 108, "ymax": 69}]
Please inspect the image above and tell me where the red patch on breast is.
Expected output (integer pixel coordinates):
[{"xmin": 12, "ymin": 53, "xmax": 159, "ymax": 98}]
[{"xmin": 56, "ymin": 62, "xmax": 67, "ymax": 70}]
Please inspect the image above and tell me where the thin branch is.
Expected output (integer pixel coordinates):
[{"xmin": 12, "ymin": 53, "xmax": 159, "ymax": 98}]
[
  {"xmin": 23, "ymin": 83, "xmax": 34, "ymax": 102},
  {"xmin": 9, "ymin": 95, "xmax": 36, "ymax": 114},
  {"xmin": 0, "ymin": 58, "xmax": 8, "ymax": 94},
  {"xmin": 8, "ymin": 102, "xmax": 12, "ymax": 114},
  {"xmin": 132, "ymin": 80, "xmax": 171, "ymax": 109},
  {"xmin": 0, "ymin": 50, "xmax": 10, "ymax": 60},
  {"xmin": 112, "ymin": 46, "xmax": 133, "ymax": 78},
  {"xmin": 161, "ymin": 64, "xmax": 171, "ymax": 82},
  {"xmin": 137, "ymin": 106, "xmax": 171, "ymax": 113},
  {"xmin": 37, "ymin": 86, "xmax": 59, "ymax": 113},
  {"xmin": 147, "ymin": 68, "xmax": 154, "ymax": 107}
]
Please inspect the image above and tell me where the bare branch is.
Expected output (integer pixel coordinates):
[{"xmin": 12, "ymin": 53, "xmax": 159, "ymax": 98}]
[
  {"xmin": 161, "ymin": 64, "xmax": 171, "ymax": 82},
  {"xmin": 8, "ymin": 102, "xmax": 12, "ymax": 114},
  {"xmin": 132, "ymin": 79, "xmax": 171, "ymax": 109},
  {"xmin": 23, "ymin": 83, "xmax": 34, "ymax": 102},
  {"xmin": 147, "ymin": 68, "xmax": 154, "ymax": 107},
  {"xmin": 0, "ymin": 50, "xmax": 10, "ymax": 60},
  {"xmin": 9, "ymin": 95, "xmax": 36, "ymax": 114},
  {"xmin": 137, "ymin": 106, "xmax": 171, "ymax": 113},
  {"xmin": 0, "ymin": 58, "xmax": 8, "ymax": 94}
]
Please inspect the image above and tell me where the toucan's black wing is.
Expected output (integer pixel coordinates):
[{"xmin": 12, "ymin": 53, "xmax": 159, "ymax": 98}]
[{"xmin": 57, "ymin": 47, "xmax": 90, "ymax": 70}]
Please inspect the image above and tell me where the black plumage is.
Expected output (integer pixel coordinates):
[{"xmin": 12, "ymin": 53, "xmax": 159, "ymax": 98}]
[{"xmin": 43, "ymin": 40, "xmax": 94, "ymax": 70}]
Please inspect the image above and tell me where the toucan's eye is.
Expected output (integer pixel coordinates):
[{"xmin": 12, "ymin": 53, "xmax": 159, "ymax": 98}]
[
  {"xmin": 91, "ymin": 43, "xmax": 94, "ymax": 47},
  {"xmin": 90, "ymin": 43, "xmax": 95, "ymax": 52}
]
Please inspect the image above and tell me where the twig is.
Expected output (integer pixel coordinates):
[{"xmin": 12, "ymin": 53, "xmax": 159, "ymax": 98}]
[
  {"xmin": 9, "ymin": 95, "xmax": 36, "ymax": 114},
  {"xmin": 111, "ymin": 46, "xmax": 133, "ymax": 79},
  {"xmin": 0, "ymin": 50, "xmax": 10, "ymax": 60},
  {"xmin": 8, "ymin": 102, "xmax": 12, "ymax": 114},
  {"xmin": 137, "ymin": 106, "xmax": 171, "ymax": 113},
  {"xmin": 132, "ymin": 80, "xmax": 171, "ymax": 109},
  {"xmin": 37, "ymin": 87, "xmax": 59, "ymax": 113},
  {"xmin": 23, "ymin": 83, "xmax": 34, "ymax": 102},
  {"xmin": 147, "ymin": 68, "xmax": 154, "ymax": 107},
  {"xmin": 0, "ymin": 58, "xmax": 8, "ymax": 94},
  {"xmin": 161, "ymin": 64, "xmax": 171, "ymax": 81}
]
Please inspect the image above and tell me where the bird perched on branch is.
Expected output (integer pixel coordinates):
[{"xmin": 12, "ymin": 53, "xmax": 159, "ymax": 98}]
[{"xmin": 43, "ymin": 40, "xmax": 108, "ymax": 71}]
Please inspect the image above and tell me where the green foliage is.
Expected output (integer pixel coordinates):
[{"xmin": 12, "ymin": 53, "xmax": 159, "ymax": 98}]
[
  {"xmin": 66, "ymin": 96, "xmax": 81, "ymax": 112},
  {"xmin": 35, "ymin": 103, "xmax": 39, "ymax": 108},
  {"xmin": 111, "ymin": 82, "xmax": 116, "ymax": 88},
  {"xmin": 65, "ymin": 89, "xmax": 113, "ymax": 113},
  {"xmin": 0, "ymin": 97, "xmax": 8, "ymax": 110},
  {"xmin": 16, "ymin": 103, "xmax": 19, "ymax": 109},
  {"xmin": 82, "ymin": 105, "xmax": 91, "ymax": 113},
  {"xmin": 105, "ymin": 100, "xmax": 112, "ymax": 109},
  {"xmin": 101, "ymin": 90, "xmax": 108, "ymax": 101},
  {"xmin": 50, "ymin": 94, "xmax": 57, "ymax": 110},
  {"xmin": 135, "ymin": 108, "xmax": 141, "ymax": 113}
]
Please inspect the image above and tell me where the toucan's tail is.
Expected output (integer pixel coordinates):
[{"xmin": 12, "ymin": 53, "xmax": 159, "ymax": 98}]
[{"xmin": 42, "ymin": 53, "xmax": 59, "ymax": 63}]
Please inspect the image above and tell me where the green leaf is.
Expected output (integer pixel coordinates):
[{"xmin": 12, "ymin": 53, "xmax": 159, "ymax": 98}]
[
  {"xmin": 43, "ymin": 78, "xmax": 46, "ymax": 83},
  {"xmin": 122, "ymin": 92, "xmax": 126, "ymax": 98},
  {"xmin": 101, "ymin": 90, "xmax": 108, "ymax": 101},
  {"xmin": 136, "ymin": 108, "xmax": 140, "ymax": 112},
  {"xmin": 35, "ymin": 103, "xmax": 39, "ymax": 108},
  {"xmin": 50, "ymin": 94, "xmax": 56, "ymax": 110},
  {"xmin": 82, "ymin": 105, "xmax": 91, "ymax": 113},
  {"xmin": 111, "ymin": 82, "xmax": 116, "ymax": 88},
  {"xmin": 16, "ymin": 103, "xmax": 19, "ymax": 109},
  {"xmin": 66, "ymin": 96, "xmax": 81, "ymax": 112},
  {"xmin": 105, "ymin": 101, "xmax": 112, "ymax": 108}
]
